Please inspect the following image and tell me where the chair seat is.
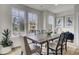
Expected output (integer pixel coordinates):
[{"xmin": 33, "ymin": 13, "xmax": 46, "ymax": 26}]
[
  {"xmin": 49, "ymin": 42, "xmax": 57, "ymax": 50},
  {"xmin": 27, "ymin": 39, "xmax": 33, "ymax": 44},
  {"xmin": 48, "ymin": 33, "xmax": 66, "ymax": 55},
  {"xmin": 49, "ymin": 42, "xmax": 65, "ymax": 50},
  {"xmin": 29, "ymin": 44, "xmax": 39, "ymax": 50},
  {"xmin": 49, "ymin": 42, "xmax": 61, "ymax": 50},
  {"xmin": 53, "ymin": 39, "xmax": 59, "ymax": 43},
  {"xmin": 29, "ymin": 44, "xmax": 41, "ymax": 54}
]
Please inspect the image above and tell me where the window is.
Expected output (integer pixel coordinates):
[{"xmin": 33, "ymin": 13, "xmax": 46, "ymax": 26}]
[
  {"xmin": 28, "ymin": 12, "xmax": 38, "ymax": 33},
  {"xmin": 48, "ymin": 15, "xmax": 54, "ymax": 31},
  {"xmin": 12, "ymin": 8, "xmax": 25, "ymax": 36},
  {"xmin": 19, "ymin": 11, "xmax": 25, "ymax": 32}
]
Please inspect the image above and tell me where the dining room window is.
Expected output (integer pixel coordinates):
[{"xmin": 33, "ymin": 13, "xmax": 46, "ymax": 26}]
[
  {"xmin": 48, "ymin": 15, "xmax": 54, "ymax": 31},
  {"xmin": 28, "ymin": 12, "xmax": 38, "ymax": 33},
  {"xmin": 12, "ymin": 8, "xmax": 25, "ymax": 36}
]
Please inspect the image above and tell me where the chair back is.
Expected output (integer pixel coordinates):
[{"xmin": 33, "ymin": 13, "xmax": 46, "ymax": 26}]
[
  {"xmin": 23, "ymin": 36, "xmax": 31, "ymax": 55},
  {"xmin": 65, "ymin": 32, "xmax": 74, "ymax": 43},
  {"xmin": 64, "ymin": 32, "xmax": 68, "ymax": 43},
  {"xmin": 56, "ymin": 33, "xmax": 65, "ymax": 49}
]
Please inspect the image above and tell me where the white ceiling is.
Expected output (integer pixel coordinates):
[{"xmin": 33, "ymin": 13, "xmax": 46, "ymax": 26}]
[{"xmin": 24, "ymin": 4, "xmax": 74, "ymax": 13}]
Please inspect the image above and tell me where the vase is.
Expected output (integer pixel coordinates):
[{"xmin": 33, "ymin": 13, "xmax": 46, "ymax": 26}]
[{"xmin": 0, "ymin": 46, "xmax": 11, "ymax": 54}]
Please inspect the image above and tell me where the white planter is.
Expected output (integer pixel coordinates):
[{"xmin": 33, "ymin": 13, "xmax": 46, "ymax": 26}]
[{"xmin": 0, "ymin": 46, "xmax": 11, "ymax": 54}]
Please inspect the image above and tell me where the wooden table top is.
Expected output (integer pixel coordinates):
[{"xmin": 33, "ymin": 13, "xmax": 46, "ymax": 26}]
[{"xmin": 25, "ymin": 34, "xmax": 60, "ymax": 44}]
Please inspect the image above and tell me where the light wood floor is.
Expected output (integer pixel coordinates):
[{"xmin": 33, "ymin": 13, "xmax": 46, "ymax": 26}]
[
  {"xmin": 41, "ymin": 42, "xmax": 79, "ymax": 55},
  {"xmin": 64, "ymin": 42, "xmax": 79, "ymax": 55},
  {"xmin": 22, "ymin": 40, "xmax": 79, "ymax": 55}
]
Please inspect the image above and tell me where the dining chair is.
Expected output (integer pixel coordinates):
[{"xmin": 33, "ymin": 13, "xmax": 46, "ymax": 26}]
[
  {"xmin": 63, "ymin": 32, "xmax": 73, "ymax": 51},
  {"xmin": 48, "ymin": 33, "xmax": 66, "ymax": 55},
  {"xmin": 23, "ymin": 36, "xmax": 41, "ymax": 55},
  {"xmin": 21, "ymin": 51, "xmax": 23, "ymax": 55},
  {"xmin": 64, "ymin": 32, "xmax": 68, "ymax": 51},
  {"xmin": 53, "ymin": 32, "xmax": 68, "ymax": 51}
]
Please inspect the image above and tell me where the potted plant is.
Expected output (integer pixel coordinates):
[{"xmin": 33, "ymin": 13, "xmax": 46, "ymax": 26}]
[
  {"xmin": 0, "ymin": 29, "xmax": 13, "ymax": 54},
  {"xmin": 47, "ymin": 31, "xmax": 53, "ymax": 37}
]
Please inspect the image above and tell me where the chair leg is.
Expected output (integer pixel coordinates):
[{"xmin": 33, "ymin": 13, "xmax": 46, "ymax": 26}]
[
  {"xmin": 39, "ymin": 44, "xmax": 42, "ymax": 55},
  {"xmin": 47, "ymin": 41, "xmax": 49, "ymax": 55},
  {"xmin": 60, "ymin": 45, "xmax": 63, "ymax": 55},
  {"xmin": 65, "ymin": 43, "xmax": 67, "ymax": 51},
  {"xmin": 65, "ymin": 39, "xmax": 67, "ymax": 51},
  {"xmin": 61, "ymin": 49, "xmax": 62, "ymax": 55},
  {"xmin": 55, "ymin": 50, "xmax": 57, "ymax": 55},
  {"xmin": 21, "ymin": 51, "xmax": 23, "ymax": 55}
]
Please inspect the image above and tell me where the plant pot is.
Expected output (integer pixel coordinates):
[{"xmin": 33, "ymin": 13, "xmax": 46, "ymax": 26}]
[{"xmin": 0, "ymin": 46, "xmax": 11, "ymax": 54}]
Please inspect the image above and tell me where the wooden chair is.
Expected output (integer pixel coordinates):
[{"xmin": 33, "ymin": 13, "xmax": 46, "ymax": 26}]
[
  {"xmin": 48, "ymin": 33, "xmax": 66, "ymax": 55},
  {"xmin": 21, "ymin": 51, "xmax": 23, "ymax": 55},
  {"xmin": 64, "ymin": 32, "xmax": 68, "ymax": 51},
  {"xmin": 63, "ymin": 32, "xmax": 72, "ymax": 51},
  {"xmin": 23, "ymin": 36, "xmax": 41, "ymax": 55}
]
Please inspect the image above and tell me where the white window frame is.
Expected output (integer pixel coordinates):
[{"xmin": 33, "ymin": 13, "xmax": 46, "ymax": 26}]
[{"xmin": 11, "ymin": 8, "xmax": 26, "ymax": 37}]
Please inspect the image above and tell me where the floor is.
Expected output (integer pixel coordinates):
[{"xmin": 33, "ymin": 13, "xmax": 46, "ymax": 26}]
[
  {"xmin": 2, "ymin": 36, "xmax": 79, "ymax": 55},
  {"xmin": 6, "ymin": 42, "xmax": 79, "ymax": 55},
  {"xmin": 64, "ymin": 42, "xmax": 79, "ymax": 55},
  {"xmin": 32, "ymin": 42, "xmax": 79, "ymax": 55},
  {"xmin": 8, "ymin": 38, "xmax": 79, "ymax": 55}
]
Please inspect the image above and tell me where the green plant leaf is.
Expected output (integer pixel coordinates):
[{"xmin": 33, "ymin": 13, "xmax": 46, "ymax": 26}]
[{"xmin": 1, "ymin": 29, "xmax": 13, "ymax": 47}]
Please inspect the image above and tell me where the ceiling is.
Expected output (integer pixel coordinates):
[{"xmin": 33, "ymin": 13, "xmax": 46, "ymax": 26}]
[{"xmin": 24, "ymin": 4, "xmax": 74, "ymax": 13}]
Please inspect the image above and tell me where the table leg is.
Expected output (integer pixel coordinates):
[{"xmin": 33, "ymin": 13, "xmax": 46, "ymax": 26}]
[
  {"xmin": 47, "ymin": 41, "xmax": 49, "ymax": 55},
  {"xmin": 40, "ymin": 44, "xmax": 42, "ymax": 55}
]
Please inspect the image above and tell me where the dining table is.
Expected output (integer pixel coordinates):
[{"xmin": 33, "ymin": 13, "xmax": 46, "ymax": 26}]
[{"xmin": 25, "ymin": 33, "xmax": 60, "ymax": 55}]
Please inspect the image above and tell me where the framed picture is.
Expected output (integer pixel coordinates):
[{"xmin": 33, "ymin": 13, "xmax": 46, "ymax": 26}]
[
  {"xmin": 56, "ymin": 17, "xmax": 64, "ymax": 27},
  {"xmin": 65, "ymin": 16, "xmax": 73, "ymax": 27}
]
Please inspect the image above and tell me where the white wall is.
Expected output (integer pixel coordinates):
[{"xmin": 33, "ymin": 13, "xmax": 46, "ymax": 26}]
[
  {"xmin": 0, "ymin": 5, "xmax": 11, "ymax": 41},
  {"xmin": 55, "ymin": 8, "xmax": 79, "ymax": 47},
  {"xmin": 74, "ymin": 4, "xmax": 79, "ymax": 47},
  {"xmin": 56, "ymin": 5, "xmax": 79, "ymax": 48},
  {"xmin": 56, "ymin": 8, "xmax": 75, "ymax": 33}
]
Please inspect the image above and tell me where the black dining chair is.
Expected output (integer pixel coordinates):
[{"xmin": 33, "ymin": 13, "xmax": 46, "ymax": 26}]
[
  {"xmin": 63, "ymin": 32, "xmax": 68, "ymax": 51},
  {"xmin": 63, "ymin": 32, "xmax": 74, "ymax": 51},
  {"xmin": 48, "ymin": 33, "xmax": 66, "ymax": 55}
]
